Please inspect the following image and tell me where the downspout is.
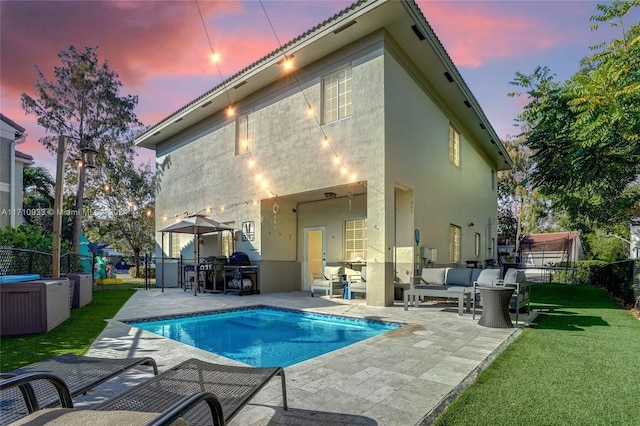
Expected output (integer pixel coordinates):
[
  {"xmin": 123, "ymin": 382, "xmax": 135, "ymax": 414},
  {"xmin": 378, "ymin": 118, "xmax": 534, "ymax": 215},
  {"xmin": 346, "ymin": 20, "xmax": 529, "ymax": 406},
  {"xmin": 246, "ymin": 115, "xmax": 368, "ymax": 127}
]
[{"xmin": 10, "ymin": 132, "xmax": 27, "ymax": 227}]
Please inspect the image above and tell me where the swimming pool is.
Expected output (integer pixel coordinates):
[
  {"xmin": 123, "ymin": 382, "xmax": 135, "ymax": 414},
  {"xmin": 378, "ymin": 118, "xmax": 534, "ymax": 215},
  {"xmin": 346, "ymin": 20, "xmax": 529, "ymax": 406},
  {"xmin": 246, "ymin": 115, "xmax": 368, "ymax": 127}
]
[{"xmin": 127, "ymin": 306, "xmax": 402, "ymax": 368}]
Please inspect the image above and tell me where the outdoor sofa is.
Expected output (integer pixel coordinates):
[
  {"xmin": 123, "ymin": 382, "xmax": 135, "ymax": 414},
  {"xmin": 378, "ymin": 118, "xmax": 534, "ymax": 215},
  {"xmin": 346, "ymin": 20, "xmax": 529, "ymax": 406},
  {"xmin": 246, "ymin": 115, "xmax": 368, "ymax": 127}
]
[{"xmin": 404, "ymin": 267, "xmax": 504, "ymax": 315}]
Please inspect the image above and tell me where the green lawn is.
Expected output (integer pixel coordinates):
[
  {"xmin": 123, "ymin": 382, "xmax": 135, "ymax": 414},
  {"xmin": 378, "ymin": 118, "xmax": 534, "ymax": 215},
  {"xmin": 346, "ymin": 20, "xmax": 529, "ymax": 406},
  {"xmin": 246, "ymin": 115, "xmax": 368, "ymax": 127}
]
[
  {"xmin": 433, "ymin": 284, "xmax": 640, "ymax": 426},
  {"xmin": 0, "ymin": 287, "xmax": 135, "ymax": 372}
]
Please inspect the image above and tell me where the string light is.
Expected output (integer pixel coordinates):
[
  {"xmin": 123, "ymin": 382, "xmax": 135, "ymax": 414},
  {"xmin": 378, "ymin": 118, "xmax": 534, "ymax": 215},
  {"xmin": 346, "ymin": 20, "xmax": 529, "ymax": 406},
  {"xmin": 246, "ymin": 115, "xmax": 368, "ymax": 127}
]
[{"xmin": 161, "ymin": 0, "xmax": 375, "ymax": 221}]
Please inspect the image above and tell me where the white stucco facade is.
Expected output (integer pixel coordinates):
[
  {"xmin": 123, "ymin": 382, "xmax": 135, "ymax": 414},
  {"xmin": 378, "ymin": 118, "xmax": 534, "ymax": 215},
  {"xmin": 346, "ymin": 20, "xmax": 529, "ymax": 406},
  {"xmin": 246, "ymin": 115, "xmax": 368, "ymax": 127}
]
[
  {"xmin": 138, "ymin": 0, "xmax": 512, "ymax": 306},
  {"xmin": 0, "ymin": 114, "xmax": 32, "ymax": 228}
]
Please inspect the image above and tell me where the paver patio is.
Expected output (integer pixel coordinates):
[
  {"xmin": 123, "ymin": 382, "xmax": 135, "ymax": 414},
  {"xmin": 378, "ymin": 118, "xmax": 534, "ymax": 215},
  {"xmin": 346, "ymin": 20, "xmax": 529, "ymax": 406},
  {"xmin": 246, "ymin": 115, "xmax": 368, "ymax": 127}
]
[{"xmin": 77, "ymin": 288, "xmax": 536, "ymax": 425}]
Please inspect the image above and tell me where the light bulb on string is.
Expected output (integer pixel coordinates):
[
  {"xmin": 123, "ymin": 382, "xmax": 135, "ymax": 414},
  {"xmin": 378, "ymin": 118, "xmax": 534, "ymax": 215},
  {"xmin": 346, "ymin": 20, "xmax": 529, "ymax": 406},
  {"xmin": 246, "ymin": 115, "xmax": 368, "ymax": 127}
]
[
  {"xmin": 307, "ymin": 105, "xmax": 314, "ymax": 117},
  {"xmin": 227, "ymin": 106, "xmax": 235, "ymax": 117},
  {"xmin": 322, "ymin": 136, "xmax": 329, "ymax": 148},
  {"xmin": 211, "ymin": 52, "xmax": 220, "ymax": 63}
]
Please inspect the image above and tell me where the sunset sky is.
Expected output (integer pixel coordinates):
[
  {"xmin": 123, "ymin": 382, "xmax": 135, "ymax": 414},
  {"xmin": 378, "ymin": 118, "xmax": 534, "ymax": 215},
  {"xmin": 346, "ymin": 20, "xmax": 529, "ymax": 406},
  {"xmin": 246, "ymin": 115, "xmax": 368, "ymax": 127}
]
[{"xmin": 2, "ymin": 0, "xmax": 638, "ymax": 172}]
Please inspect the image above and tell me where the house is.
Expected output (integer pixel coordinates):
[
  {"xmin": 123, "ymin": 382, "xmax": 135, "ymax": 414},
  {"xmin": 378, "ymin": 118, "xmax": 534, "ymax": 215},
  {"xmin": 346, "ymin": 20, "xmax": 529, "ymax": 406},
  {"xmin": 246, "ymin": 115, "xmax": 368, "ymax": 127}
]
[
  {"xmin": 0, "ymin": 113, "xmax": 33, "ymax": 228},
  {"xmin": 631, "ymin": 217, "xmax": 639, "ymax": 259},
  {"xmin": 136, "ymin": 0, "xmax": 512, "ymax": 306},
  {"xmin": 519, "ymin": 232, "xmax": 584, "ymax": 267}
]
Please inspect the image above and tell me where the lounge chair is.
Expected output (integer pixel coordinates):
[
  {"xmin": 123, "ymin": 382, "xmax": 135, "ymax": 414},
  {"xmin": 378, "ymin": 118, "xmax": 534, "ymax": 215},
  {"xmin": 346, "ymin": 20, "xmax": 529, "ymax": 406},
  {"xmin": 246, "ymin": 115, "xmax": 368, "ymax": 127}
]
[
  {"xmin": 0, "ymin": 353, "xmax": 158, "ymax": 425},
  {"xmin": 3, "ymin": 358, "xmax": 286, "ymax": 425},
  {"xmin": 94, "ymin": 358, "xmax": 288, "ymax": 425},
  {"xmin": 1, "ymin": 372, "xmax": 224, "ymax": 426}
]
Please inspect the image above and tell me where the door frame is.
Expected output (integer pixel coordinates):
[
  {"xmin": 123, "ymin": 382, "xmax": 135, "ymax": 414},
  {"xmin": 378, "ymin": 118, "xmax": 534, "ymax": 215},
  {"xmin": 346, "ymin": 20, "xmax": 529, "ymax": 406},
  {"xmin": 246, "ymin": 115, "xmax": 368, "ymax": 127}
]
[{"xmin": 303, "ymin": 226, "xmax": 326, "ymax": 291}]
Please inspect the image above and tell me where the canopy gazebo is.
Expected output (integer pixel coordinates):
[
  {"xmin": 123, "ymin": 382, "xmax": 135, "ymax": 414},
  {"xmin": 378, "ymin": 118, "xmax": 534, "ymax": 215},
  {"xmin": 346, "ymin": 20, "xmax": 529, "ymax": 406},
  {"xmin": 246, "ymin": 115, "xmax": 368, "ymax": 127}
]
[{"xmin": 159, "ymin": 214, "xmax": 234, "ymax": 295}]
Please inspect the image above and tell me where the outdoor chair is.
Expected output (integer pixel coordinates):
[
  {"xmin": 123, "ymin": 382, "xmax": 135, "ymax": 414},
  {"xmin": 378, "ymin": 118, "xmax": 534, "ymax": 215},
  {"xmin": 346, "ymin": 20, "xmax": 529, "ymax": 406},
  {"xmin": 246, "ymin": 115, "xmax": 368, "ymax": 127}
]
[
  {"xmin": 311, "ymin": 266, "xmax": 344, "ymax": 298},
  {"xmin": 471, "ymin": 268, "xmax": 502, "ymax": 316},
  {"xmin": 347, "ymin": 266, "xmax": 366, "ymax": 299},
  {"xmin": 0, "ymin": 353, "xmax": 158, "ymax": 425},
  {"xmin": 472, "ymin": 268, "xmax": 530, "ymax": 324},
  {"xmin": 1, "ymin": 372, "xmax": 224, "ymax": 426}
]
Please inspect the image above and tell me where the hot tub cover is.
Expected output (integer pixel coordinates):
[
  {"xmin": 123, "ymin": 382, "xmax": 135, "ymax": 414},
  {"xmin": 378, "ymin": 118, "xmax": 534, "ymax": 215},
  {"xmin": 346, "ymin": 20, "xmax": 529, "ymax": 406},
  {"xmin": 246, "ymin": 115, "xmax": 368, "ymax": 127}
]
[{"xmin": 0, "ymin": 274, "xmax": 40, "ymax": 284}]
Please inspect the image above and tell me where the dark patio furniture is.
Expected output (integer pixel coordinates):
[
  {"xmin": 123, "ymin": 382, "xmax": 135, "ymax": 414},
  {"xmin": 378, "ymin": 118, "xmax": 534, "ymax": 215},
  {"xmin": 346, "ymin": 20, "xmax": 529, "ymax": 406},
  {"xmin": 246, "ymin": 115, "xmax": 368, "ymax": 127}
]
[
  {"xmin": 94, "ymin": 358, "xmax": 288, "ymax": 425},
  {"xmin": 476, "ymin": 286, "xmax": 514, "ymax": 328},
  {"xmin": 1, "ymin": 372, "xmax": 224, "ymax": 426},
  {"xmin": 0, "ymin": 353, "xmax": 158, "ymax": 424}
]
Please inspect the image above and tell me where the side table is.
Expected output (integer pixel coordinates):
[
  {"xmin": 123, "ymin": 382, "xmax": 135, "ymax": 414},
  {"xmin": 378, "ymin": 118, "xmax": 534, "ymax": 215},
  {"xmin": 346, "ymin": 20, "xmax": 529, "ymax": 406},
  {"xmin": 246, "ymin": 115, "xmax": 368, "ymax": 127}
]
[{"xmin": 477, "ymin": 286, "xmax": 514, "ymax": 328}]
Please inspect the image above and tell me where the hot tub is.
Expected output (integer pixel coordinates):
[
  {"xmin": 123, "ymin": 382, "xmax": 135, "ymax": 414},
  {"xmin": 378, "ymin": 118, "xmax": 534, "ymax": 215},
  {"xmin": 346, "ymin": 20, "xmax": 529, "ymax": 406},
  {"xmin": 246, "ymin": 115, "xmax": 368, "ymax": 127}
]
[{"xmin": 0, "ymin": 278, "xmax": 71, "ymax": 336}]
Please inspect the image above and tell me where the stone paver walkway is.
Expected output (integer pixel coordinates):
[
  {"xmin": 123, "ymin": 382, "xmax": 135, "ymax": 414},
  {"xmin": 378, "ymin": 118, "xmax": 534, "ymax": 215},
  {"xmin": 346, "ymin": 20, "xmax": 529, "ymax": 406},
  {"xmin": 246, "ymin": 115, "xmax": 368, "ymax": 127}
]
[{"xmin": 77, "ymin": 288, "xmax": 535, "ymax": 425}]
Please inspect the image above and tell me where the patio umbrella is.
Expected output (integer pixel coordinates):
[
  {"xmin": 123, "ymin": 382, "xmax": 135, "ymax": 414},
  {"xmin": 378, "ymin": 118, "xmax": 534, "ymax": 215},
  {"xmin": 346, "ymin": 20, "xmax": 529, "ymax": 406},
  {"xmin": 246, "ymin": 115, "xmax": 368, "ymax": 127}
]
[{"xmin": 159, "ymin": 214, "xmax": 234, "ymax": 295}]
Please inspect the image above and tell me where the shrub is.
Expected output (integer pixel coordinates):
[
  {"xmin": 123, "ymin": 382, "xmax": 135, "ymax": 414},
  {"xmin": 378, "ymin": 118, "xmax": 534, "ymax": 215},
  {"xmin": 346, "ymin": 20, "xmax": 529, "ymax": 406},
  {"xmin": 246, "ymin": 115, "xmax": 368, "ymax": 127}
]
[
  {"xmin": 128, "ymin": 266, "xmax": 155, "ymax": 279},
  {"xmin": 554, "ymin": 260, "xmax": 607, "ymax": 285}
]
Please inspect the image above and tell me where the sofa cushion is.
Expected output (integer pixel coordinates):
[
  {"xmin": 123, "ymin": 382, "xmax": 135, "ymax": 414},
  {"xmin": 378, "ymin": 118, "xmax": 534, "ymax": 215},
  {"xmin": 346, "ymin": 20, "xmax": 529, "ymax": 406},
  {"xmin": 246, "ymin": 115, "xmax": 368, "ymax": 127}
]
[
  {"xmin": 475, "ymin": 269, "xmax": 501, "ymax": 286},
  {"xmin": 503, "ymin": 268, "xmax": 519, "ymax": 283},
  {"xmin": 470, "ymin": 268, "xmax": 483, "ymax": 284},
  {"xmin": 445, "ymin": 268, "xmax": 472, "ymax": 287},
  {"xmin": 324, "ymin": 266, "xmax": 343, "ymax": 280},
  {"xmin": 421, "ymin": 268, "xmax": 446, "ymax": 285}
]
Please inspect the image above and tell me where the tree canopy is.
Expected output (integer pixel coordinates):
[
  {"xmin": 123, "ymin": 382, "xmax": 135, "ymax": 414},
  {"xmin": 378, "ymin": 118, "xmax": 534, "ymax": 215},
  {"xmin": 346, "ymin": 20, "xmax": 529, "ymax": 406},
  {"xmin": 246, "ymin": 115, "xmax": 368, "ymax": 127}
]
[
  {"xmin": 21, "ymin": 45, "xmax": 141, "ymax": 251},
  {"xmin": 84, "ymin": 158, "xmax": 155, "ymax": 274},
  {"xmin": 510, "ymin": 0, "xmax": 640, "ymax": 232}
]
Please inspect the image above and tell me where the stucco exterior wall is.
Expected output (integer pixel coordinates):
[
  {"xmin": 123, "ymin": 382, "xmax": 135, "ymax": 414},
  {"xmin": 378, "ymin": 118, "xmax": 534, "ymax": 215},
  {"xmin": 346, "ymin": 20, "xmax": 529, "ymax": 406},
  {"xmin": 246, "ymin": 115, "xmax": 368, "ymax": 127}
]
[
  {"xmin": 383, "ymin": 38, "xmax": 498, "ymax": 269},
  {"xmin": 155, "ymin": 33, "xmax": 386, "ymax": 291},
  {"xmin": 153, "ymin": 30, "xmax": 499, "ymax": 306}
]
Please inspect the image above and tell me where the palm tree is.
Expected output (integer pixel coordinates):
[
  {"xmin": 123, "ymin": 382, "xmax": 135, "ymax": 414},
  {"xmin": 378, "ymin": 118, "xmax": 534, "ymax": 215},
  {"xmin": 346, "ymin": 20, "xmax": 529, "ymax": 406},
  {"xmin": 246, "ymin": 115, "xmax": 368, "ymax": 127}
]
[{"xmin": 23, "ymin": 165, "xmax": 54, "ymax": 229}]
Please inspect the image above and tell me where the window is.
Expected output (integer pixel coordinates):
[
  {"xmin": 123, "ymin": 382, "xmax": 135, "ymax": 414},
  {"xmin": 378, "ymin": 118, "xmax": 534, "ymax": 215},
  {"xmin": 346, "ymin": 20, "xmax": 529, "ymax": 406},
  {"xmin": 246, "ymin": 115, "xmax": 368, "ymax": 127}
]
[
  {"xmin": 344, "ymin": 218, "xmax": 367, "ymax": 260},
  {"xmin": 323, "ymin": 66, "xmax": 352, "ymax": 124},
  {"xmin": 475, "ymin": 233, "xmax": 481, "ymax": 257},
  {"xmin": 491, "ymin": 170, "xmax": 496, "ymax": 191},
  {"xmin": 221, "ymin": 222, "xmax": 235, "ymax": 257},
  {"xmin": 449, "ymin": 125, "xmax": 460, "ymax": 166},
  {"xmin": 449, "ymin": 224, "xmax": 461, "ymax": 262},
  {"xmin": 236, "ymin": 111, "xmax": 255, "ymax": 155}
]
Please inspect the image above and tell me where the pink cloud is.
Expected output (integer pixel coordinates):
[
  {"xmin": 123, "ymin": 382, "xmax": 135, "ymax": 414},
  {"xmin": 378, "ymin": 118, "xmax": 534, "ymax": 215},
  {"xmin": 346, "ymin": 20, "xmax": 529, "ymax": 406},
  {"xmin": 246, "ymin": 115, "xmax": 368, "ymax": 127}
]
[{"xmin": 417, "ymin": 1, "xmax": 559, "ymax": 68}]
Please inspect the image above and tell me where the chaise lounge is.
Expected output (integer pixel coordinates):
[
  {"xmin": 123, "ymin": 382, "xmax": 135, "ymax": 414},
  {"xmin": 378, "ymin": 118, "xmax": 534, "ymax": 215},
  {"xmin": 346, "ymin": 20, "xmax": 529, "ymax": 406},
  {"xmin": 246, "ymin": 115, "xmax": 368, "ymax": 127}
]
[
  {"xmin": 0, "ymin": 353, "xmax": 158, "ymax": 425},
  {"xmin": 3, "ymin": 357, "xmax": 288, "ymax": 426},
  {"xmin": 1, "ymin": 373, "xmax": 224, "ymax": 426}
]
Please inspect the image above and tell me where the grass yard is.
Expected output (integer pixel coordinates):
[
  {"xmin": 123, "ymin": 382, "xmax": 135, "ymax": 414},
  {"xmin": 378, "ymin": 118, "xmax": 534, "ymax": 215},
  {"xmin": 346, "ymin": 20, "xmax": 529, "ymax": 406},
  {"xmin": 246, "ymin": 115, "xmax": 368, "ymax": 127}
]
[
  {"xmin": 433, "ymin": 284, "xmax": 640, "ymax": 426},
  {"xmin": 0, "ymin": 287, "xmax": 136, "ymax": 372}
]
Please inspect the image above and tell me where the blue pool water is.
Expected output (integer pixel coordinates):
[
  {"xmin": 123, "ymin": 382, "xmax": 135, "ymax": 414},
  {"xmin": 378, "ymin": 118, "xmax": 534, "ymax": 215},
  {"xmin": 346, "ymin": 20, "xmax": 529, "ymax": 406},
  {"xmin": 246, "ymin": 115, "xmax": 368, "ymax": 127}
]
[{"xmin": 128, "ymin": 306, "xmax": 401, "ymax": 367}]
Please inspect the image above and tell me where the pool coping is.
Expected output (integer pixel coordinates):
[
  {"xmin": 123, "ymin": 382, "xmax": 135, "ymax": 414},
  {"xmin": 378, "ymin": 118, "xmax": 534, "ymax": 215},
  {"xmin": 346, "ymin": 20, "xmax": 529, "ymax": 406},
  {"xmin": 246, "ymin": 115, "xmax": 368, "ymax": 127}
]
[{"xmin": 121, "ymin": 304, "xmax": 405, "ymax": 329}]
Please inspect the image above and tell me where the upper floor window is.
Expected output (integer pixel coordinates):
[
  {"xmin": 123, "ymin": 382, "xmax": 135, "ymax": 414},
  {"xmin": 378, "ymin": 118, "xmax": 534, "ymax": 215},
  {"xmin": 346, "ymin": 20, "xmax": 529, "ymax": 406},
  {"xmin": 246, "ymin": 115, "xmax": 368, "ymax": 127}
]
[
  {"xmin": 323, "ymin": 66, "xmax": 352, "ymax": 124},
  {"xmin": 449, "ymin": 224, "xmax": 461, "ymax": 263},
  {"xmin": 344, "ymin": 218, "xmax": 367, "ymax": 261},
  {"xmin": 236, "ymin": 111, "xmax": 255, "ymax": 155},
  {"xmin": 475, "ymin": 232, "xmax": 481, "ymax": 257},
  {"xmin": 449, "ymin": 125, "xmax": 460, "ymax": 167}
]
